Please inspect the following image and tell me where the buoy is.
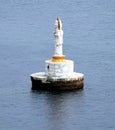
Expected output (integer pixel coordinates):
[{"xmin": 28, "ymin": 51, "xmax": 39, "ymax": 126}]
[{"xmin": 30, "ymin": 18, "xmax": 84, "ymax": 91}]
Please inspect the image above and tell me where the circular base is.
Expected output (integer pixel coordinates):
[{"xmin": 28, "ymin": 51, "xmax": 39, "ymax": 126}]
[
  {"xmin": 52, "ymin": 55, "xmax": 66, "ymax": 62},
  {"xmin": 30, "ymin": 72, "xmax": 84, "ymax": 91}
]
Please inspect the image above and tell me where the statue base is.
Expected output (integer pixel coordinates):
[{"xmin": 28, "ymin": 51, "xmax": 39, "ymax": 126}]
[
  {"xmin": 30, "ymin": 72, "xmax": 84, "ymax": 91},
  {"xmin": 52, "ymin": 55, "xmax": 66, "ymax": 62}
]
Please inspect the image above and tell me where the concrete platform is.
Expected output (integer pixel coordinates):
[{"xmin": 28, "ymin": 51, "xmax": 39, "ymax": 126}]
[{"xmin": 30, "ymin": 72, "xmax": 84, "ymax": 91}]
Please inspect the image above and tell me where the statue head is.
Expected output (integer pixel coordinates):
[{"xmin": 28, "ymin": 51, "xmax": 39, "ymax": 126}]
[{"xmin": 55, "ymin": 18, "xmax": 62, "ymax": 30}]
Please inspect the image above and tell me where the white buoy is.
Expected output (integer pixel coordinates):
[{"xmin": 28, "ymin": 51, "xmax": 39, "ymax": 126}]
[{"xmin": 30, "ymin": 18, "xmax": 84, "ymax": 91}]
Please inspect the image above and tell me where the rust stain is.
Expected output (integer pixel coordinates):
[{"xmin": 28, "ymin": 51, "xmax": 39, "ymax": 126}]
[{"xmin": 57, "ymin": 18, "xmax": 60, "ymax": 30}]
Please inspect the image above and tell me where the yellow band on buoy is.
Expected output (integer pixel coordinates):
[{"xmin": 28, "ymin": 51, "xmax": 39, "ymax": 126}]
[{"xmin": 52, "ymin": 55, "xmax": 66, "ymax": 62}]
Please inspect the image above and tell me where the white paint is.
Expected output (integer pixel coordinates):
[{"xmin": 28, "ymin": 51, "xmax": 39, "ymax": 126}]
[
  {"xmin": 54, "ymin": 18, "xmax": 63, "ymax": 56},
  {"xmin": 45, "ymin": 60, "xmax": 74, "ymax": 77},
  {"xmin": 31, "ymin": 72, "xmax": 84, "ymax": 82}
]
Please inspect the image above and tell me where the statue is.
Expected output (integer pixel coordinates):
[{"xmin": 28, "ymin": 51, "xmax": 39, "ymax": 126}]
[{"xmin": 54, "ymin": 18, "xmax": 64, "ymax": 56}]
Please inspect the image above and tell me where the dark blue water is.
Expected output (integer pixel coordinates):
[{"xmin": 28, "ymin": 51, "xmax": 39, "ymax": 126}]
[{"xmin": 0, "ymin": 0, "xmax": 115, "ymax": 130}]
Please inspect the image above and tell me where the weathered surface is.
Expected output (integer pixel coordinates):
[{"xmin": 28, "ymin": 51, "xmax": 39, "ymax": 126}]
[
  {"xmin": 31, "ymin": 72, "xmax": 84, "ymax": 91},
  {"xmin": 54, "ymin": 18, "xmax": 63, "ymax": 56},
  {"xmin": 45, "ymin": 60, "xmax": 74, "ymax": 77}
]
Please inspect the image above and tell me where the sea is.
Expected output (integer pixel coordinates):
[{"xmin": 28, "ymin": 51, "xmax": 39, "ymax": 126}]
[{"xmin": 0, "ymin": 0, "xmax": 115, "ymax": 130}]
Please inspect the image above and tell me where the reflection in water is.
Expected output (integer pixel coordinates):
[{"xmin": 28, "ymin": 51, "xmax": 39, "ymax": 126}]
[{"xmin": 30, "ymin": 90, "xmax": 84, "ymax": 130}]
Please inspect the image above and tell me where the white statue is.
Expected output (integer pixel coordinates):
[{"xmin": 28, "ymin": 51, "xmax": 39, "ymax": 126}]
[{"xmin": 54, "ymin": 18, "xmax": 64, "ymax": 56}]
